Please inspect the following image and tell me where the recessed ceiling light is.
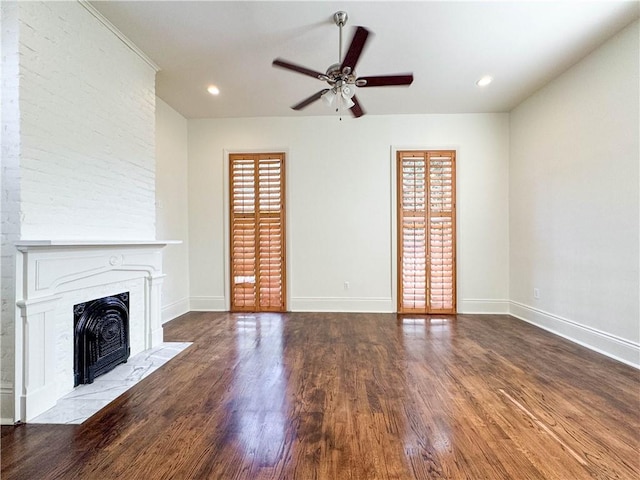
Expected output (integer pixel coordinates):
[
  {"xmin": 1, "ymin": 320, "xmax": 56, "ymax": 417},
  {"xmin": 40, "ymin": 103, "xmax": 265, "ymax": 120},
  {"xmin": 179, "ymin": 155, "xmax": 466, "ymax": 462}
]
[
  {"xmin": 476, "ymin": 76, "xmax": 493, "ymax": 87},
  {"xmin": 207, "ymin": 85, "xmax": 220, "ymax": 95}
]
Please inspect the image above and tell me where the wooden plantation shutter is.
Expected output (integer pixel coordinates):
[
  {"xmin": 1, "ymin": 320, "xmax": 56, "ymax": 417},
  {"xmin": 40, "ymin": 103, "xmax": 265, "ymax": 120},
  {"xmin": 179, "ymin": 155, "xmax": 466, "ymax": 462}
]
[
  {"xmin": 397, "ymin": 150, "xmax": 456, "ymax": 314},
  {"xmin": 230, "ymin": 153, "xmax": 286, "ymax": 312}
]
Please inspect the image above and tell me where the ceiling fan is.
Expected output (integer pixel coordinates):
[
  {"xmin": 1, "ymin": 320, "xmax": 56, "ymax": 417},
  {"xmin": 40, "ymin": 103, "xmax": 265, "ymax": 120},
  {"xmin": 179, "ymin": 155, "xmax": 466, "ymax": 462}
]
[{"xmin": 272, "ymin": 11, "xmax": 414, "ymax": 118}]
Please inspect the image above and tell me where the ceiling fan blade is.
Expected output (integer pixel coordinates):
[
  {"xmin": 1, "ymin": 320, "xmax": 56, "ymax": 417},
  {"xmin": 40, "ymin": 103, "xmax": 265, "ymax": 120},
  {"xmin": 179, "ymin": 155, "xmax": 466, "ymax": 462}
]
[
  {"xmin": 273, "ymin": 58, "xmax": 326, "ymax": 80},
  {"xmin": 340, "ymin": 26, "xmax": 370, "ymax": 74},
  {"xmin": 292, "ymin": 89, "xmax": 330, "ymax": 110},
  {"xmin": 350, "ymin": 95, "xmax": 365, "ymax": 118},
  {"xmin": 357, "ymin": 74, "xmax": 414, "ymax": 87}
]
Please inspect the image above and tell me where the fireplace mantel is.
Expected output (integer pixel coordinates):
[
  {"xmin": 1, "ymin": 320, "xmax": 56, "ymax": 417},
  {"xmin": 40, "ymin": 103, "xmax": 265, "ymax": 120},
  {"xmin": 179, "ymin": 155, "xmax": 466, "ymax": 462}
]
[{"xmin": 14, "ymin": 240, "xmax": 178, "ymax": 422}]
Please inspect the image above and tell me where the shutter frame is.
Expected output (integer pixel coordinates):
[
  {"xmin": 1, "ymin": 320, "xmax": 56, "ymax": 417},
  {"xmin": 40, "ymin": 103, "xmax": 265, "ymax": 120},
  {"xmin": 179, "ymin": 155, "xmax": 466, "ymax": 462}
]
[{"xmin": 397, "ymin": 150, "xmax": 456, "ymax": 314}]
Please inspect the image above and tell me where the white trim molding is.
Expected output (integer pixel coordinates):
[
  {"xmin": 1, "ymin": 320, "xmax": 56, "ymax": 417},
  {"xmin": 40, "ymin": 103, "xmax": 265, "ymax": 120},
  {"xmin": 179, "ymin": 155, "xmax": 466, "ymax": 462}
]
[
  {"xmin": 290, "ymin": 297, "xmax": 394, "ymax": 313},
  {"xmin": 1, "ymin": 385, "xmax": 15, "ymax": 425},
  {"xmin": 510, "ymin": 301, "xmax": 640, "ymax": 369},
  {"xmin": 162, "ymin": 298, "xmax": 190, "ymax": 324},
  {"xmin": 78, "ymin": 0, "xmax": 160, "ymax": 72},
  {"xmin": 190, "ymin": 296, "xmax": 227, "ymax": 312},
  {"xmin": 458, "ymin": 298, "xmax": 510, "ymax": 314}
]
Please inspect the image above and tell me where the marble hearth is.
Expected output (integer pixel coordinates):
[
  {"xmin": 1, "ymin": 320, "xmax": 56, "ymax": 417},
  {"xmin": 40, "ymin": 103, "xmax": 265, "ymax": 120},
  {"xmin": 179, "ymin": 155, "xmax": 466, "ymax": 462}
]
[
  {"xmin": 31, "ymin": 342, "xmax": 191, "ymax": 424},
  {"xmin": 14, "ymin": 240, "xmax": 176, "ymax": 422}
]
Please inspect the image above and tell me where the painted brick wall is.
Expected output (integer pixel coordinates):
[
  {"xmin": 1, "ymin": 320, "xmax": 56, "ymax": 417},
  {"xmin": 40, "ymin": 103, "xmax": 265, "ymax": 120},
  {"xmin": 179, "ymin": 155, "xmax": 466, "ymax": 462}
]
[
  {"xmin": 1, "ymin": 1, "xmax": 22, "ymax": 422},
  {"xmin": 1, "ymin": 1, "xmax": 157, "ymax": 422},
  {"xmin": 18, "ymin": 1, "xmax": 157, "ymax": 239}
]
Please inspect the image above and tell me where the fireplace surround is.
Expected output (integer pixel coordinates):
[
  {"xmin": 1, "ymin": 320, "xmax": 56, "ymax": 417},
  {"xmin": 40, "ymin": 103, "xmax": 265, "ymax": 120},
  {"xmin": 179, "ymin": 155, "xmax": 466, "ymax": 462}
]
[{"xmin": 14, "ymin": 240, "xmax": 174, "ymax": 422}]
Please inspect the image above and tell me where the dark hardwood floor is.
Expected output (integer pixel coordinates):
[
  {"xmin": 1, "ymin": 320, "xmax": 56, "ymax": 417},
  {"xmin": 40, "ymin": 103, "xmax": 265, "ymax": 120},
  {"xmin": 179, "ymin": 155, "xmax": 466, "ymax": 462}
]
[{"xmin": 1, "ymin": 312, "xmax": 638, "ymax": 479}]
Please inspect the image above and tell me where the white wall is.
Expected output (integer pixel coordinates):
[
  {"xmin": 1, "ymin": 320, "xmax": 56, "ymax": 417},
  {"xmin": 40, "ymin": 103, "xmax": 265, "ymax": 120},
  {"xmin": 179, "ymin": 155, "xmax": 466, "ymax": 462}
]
[
  {"xmin": 509, "ymin": 21, "xmax": 639, "ymax": 366},
  {"xmin": 156, "ymin": 98, "xmax": 190, "ymax": 322},
  {"xmin": 0, "ymin": 1, "xmax": 158, "ymax": 422},
  {"xmin": 188, "ymin": 114, "xmax": 510, "ymax": 313}
]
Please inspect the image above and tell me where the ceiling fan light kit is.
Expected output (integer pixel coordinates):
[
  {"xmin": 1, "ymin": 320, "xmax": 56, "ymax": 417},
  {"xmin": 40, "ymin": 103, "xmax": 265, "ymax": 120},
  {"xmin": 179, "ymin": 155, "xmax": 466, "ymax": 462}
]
[{"xmin": 272, "ymin": 11, "xmax": 414, "ymax": 118}]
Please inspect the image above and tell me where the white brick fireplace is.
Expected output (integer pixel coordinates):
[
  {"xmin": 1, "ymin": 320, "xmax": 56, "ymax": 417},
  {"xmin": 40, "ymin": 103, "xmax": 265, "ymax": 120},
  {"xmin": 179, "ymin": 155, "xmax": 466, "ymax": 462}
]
[
  {"xmin": 0, "ymin": 2, "xmax": 167, "ymax": 424},
  {"xmin": 14, "ymin": 240, "xmax": 174, "ymax": 422}
]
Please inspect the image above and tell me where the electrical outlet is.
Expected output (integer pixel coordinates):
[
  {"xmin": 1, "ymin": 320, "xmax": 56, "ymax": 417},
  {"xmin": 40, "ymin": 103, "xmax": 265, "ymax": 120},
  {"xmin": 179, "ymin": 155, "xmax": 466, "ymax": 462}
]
[
  {"xmin": 344, "ymin": 281, "xmax": 350, "ymax": 290},
  {"xmin": 533, "ymin": 288, "xmax": 540, "ymax": 299}
]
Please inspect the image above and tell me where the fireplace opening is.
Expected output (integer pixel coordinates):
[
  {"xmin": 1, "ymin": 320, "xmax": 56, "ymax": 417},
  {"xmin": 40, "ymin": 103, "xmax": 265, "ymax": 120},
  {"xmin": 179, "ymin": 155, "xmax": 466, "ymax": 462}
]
[{"xmin": 74, "ymin": 292, "xmax": 130, "ymax": 386}]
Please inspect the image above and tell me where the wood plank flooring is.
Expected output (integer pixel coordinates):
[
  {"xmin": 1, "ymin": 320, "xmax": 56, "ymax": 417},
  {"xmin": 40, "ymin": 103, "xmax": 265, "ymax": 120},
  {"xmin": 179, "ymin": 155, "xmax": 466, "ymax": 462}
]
[{"xmin": 1, "ymin": 312, "xmax": 639, "ymax": 479}]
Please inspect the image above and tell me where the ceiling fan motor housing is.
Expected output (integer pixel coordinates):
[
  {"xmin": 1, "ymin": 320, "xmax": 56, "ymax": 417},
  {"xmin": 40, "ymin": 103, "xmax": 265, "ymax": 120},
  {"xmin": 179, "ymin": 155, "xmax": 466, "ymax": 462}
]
[{"xmin": 324, "ymin": 63, "xmax": 358, "ymax": 86}]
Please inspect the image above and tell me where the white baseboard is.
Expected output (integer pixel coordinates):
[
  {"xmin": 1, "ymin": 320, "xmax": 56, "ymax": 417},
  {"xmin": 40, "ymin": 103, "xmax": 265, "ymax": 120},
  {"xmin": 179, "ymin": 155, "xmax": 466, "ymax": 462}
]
[
  {"xmin": 458, "ymin": 298, "xmax": 510, "ymax": 314},
  {"xmin": 289, "ymin": 297, "xmax": 394, "ymax": 313},
  {"xmin": 509, "ymin": 301, "xmax": 639, "ymax": 369},
  {"xmin": 180, "ymin": 297, "xmax": 508, "ymax": 314},
  {"xmin": 161, "ymin": 297, "xmax": 190, "ymax": 324},
  {"xmin": 189, "ymin": 296, "xmax": 226, "ymax": 311},
  {"xmin": 1, "ymin": 385, "xmax": 14, "ymax": 425}
]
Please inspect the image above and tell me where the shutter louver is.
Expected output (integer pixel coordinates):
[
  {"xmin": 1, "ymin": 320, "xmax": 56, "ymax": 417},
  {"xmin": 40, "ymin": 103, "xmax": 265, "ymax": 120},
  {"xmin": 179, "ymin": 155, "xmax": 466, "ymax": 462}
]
[
  {"xmin": 230, "ymin": 154, "xmax": 286, "ymax": 312},
  {"xmin": 398, "ymin": 151, "xmax": 456, "ymax": 314}
]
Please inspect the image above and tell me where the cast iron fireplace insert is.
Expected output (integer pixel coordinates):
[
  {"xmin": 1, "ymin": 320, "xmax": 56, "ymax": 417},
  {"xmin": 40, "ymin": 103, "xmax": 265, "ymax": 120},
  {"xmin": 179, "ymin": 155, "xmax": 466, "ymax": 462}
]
[{"xmin": 74, "ymin": 292, "xmax": 130, "ymax": 386}]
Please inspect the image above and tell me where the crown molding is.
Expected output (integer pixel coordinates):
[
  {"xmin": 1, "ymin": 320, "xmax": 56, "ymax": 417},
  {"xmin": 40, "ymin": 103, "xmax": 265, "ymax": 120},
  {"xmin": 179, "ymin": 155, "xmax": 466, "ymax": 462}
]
[{"xmin": 78, "ymin": 0, "xmax": 160, "ymax": 72}]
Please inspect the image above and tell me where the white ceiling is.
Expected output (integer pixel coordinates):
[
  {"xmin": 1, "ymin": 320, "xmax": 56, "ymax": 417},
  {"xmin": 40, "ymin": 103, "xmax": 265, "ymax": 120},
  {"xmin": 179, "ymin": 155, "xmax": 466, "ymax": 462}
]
[{"xmin": 90, "ymin": 1, "xmax": 639, "ymax": 119}]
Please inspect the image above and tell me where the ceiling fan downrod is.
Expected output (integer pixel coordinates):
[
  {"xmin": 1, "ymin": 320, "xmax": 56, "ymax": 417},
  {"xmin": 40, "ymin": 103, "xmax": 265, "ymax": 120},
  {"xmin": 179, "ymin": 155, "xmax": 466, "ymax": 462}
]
[{"xmin": 334, "ymin": 11, "xmax": 348, "ymax": 64}]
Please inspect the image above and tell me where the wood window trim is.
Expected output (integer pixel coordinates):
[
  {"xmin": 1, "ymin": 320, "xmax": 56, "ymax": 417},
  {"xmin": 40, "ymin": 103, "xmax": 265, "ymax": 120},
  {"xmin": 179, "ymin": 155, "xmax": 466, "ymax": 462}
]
[
  {"xmin": 397, "ymin": 150, "xmax": 456, "ymax": 314},
  {"xmin": 230, "ymin": 153, "xmax": 287, "ymax": 312}
]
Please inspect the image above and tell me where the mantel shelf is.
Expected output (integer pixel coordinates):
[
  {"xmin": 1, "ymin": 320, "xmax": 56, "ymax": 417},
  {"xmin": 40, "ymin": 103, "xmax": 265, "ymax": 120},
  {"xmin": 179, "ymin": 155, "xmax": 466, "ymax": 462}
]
[{"xmin": 15, "ymin": 240, "xmax": 181, "ymax": 251}]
